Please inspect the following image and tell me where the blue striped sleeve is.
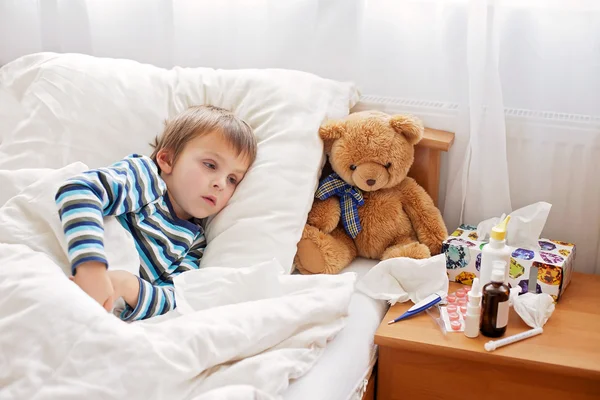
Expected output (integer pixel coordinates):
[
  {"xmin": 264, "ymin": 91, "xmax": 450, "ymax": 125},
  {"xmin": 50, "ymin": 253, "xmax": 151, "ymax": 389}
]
[
  {"xmin": 120, "ymin": 235, "xmax": 205, "ymax": 321},
  {"xmin": 178, "ymin": 233, "xmax": 206, "ymax": 271},
  {"xmin": 55, "ymin": 154, "xmax": 166, "ymax": 274},
  {"xmin": 119, "ymin": 278, "xmax": 176, "ymax": 321}
]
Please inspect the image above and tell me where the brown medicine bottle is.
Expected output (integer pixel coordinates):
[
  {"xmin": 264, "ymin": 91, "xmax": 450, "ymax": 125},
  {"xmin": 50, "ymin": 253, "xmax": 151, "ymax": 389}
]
[{"xmin": 480, "ymin": 261, "xmax": 510, "ymax": 338}]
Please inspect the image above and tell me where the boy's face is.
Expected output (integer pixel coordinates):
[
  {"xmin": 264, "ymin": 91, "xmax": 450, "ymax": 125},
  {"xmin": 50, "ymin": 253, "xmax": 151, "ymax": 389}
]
[{"xmin": 157, "ymin": 131, "xmax": 251, "ymax": 220}]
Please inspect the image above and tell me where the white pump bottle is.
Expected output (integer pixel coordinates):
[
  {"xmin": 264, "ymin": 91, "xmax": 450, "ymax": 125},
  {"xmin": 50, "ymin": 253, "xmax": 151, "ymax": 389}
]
[
  {"xmin": 463, "ymin": 277, "xmax": 482, "ymax": 338},
  {"xmin": 479, "ymin": 215, "xmax": 511, "ymax": 288}
]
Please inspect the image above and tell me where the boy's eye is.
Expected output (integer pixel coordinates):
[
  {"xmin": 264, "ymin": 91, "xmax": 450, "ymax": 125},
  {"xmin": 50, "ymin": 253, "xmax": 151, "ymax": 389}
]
[
  {"xmin": 228, "ymin": 177, "xmax": 238, "ymax": 185},
  {"xmin": 203, "ymin": 162, "xmax": 216, "ymax": 170}
]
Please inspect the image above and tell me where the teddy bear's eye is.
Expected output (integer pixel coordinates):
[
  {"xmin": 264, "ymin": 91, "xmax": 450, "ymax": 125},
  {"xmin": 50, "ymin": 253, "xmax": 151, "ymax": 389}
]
[
  {"xmin": 350, "ymin": 164, "xmax": 357, "ymax": 171},
  {"xmin": 385, "ymin": 162, "xmax": 392, "ymax": 169}
]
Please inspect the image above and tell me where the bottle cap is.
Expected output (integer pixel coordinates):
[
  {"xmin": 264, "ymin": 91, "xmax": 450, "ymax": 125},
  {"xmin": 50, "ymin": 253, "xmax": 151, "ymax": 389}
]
[
  {"xmin": 491, "ymin": 262, "xmax": 506, "ymax": 283},
  {"xmin": 469, "ymin": 278, "xmax": 481, "ymax": 297},
  {"xmin": 490, "ymin": 215, "xmax": 511, "ymax": 241}
]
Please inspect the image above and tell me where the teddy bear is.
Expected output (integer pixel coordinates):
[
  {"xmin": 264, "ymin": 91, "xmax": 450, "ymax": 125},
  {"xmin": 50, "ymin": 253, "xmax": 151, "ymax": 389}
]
[{"xmin": 293, "ymin": 110, "xmax": 448, "ymax": 275}]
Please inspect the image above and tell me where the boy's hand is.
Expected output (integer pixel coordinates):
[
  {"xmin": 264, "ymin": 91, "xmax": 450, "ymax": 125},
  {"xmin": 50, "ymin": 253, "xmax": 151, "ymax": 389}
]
[
  {"xmin": 73, "ymin": 261, "xmax": 114, "ymax": 311},
  {"xmin": 108, "ymin": 270, "xmax": 140, "ymax": 310}
]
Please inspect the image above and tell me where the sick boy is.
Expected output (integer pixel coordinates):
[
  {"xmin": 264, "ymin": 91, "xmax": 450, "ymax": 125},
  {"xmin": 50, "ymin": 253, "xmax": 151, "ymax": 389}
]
[{"xmin": 55, "ymin": 105, "xmax": 257, "ymax": 321}]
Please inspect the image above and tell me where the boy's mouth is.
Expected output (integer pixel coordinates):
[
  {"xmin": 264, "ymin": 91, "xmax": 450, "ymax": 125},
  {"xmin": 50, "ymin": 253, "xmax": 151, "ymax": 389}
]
[{"xmin": 202, "ymin": 196, "xmax": 217, "ymax": 207}]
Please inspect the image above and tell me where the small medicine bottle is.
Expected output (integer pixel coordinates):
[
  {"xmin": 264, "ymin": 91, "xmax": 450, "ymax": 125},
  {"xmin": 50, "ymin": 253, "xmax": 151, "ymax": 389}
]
[{"xmin": 480, "ymin": 261, "xmax": 510, "ymax": 338}]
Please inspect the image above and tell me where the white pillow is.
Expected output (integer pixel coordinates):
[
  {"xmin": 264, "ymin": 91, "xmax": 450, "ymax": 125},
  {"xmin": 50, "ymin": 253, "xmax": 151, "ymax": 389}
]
[
  {"xmin": 0, "ymin": 85, "xmax": 25, "ymax": 145},
  {"xmin": 0, "ymin": 52, "xmax": 359, "ymax": 273}
]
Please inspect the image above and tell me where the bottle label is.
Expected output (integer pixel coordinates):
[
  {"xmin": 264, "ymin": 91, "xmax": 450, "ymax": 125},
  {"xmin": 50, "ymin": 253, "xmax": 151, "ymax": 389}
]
[{"xmin": 496, "ymin": 300, "xmax": 509, "ymax": 328}]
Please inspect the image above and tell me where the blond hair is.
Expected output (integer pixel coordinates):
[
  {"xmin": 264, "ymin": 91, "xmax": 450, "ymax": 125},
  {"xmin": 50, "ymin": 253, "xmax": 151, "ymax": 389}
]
[{"xmin": 150, "ymin": 105, "xmax": 257, "ymax": 169}]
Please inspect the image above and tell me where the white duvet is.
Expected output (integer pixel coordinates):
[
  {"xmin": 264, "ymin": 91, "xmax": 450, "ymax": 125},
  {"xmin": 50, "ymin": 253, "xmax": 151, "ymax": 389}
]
[{"xmin": 0, "ymin": 165, "xmax": 356, "ymax": 400}]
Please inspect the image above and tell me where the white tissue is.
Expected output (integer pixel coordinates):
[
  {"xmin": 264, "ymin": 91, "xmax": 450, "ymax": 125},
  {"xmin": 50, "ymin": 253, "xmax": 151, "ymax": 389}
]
[
  {"xmin": 476, "ymin": 202, "xmax": 552, "ymax": 250},
  {"xmin": 476, "ymin": 213, "xmax": 506, "ymax": 243},
  {"xmin": 355, "ymin": 254, "xmax": 449, "ymax": 305},
  {"xmin": 508, "ymin": 287, "xmax": 522, "ymax": 307},
  {"xmin": 513, "ymin": 292, "xmax": 555, "ymax": 329}
]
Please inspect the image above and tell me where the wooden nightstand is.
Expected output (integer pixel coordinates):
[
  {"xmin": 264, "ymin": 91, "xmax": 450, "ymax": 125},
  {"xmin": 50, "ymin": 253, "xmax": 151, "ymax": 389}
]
[{"xmin": 374, "ymin": 272, "xmax": 600, "ymax": 400}]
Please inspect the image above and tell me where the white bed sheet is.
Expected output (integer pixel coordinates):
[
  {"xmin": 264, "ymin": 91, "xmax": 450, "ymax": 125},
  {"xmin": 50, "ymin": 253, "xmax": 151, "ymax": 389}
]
[{"xmin": 284, "ymin": 258, "xmax": 388, "ymax": 400}]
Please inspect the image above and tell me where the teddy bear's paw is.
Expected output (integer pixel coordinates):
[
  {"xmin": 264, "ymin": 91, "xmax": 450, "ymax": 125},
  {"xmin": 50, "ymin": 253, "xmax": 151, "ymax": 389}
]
[
  {"xmin": 293, "ymin": 256, "xmax": 316, "ymax": 275},
  {"xmin": 296, "ymin": 239, "xmax": 328, "ymax": 274},
  {"xmin": 382, "ymin": 242, "xmax": 431, "ymax": 260},
  {"xmin": 427, "ymin": 241, "xmax": 443, "ymax": 255},
  {"xmin": 292, "ymin": 253, "xmax": 308, "ymax": 274},
  {"xmin": 307, "ymin": 197, "xmax": 341, "ymax": 233},
  {"xmin": 295, "ymin": 226, "xmax": 357, "ymax": 274}
]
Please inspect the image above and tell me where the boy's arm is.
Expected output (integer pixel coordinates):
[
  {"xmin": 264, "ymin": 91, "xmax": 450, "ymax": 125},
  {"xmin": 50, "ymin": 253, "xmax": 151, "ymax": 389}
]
[
  {"xmin": 115, "ymin": 236, "xmax": 205, "ymax": 321},
  {"xmin": 55, "ymin": 154, "xmax": 165, "ymax": 275},
  {"xmin": 76, "ymin": 261, "xmax": 116, "ymax": 312}
]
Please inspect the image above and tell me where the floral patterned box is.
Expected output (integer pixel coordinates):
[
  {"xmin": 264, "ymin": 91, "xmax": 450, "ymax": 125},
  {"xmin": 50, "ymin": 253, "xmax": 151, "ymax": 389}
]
[{"xmin": 442, "ymin": 224, "xmax": 576, "ymax": 302}]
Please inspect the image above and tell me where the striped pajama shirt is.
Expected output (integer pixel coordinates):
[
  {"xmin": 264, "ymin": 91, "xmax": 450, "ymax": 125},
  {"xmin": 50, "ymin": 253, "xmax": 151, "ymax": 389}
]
[{"xmin": 55, "ymin": 154, "xmax": 206, "ymax": 321}]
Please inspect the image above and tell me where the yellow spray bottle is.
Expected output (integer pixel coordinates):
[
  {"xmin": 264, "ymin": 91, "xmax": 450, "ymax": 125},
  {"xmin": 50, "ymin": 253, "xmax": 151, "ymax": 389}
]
[{"xmin": 479, "ymin": 216, "xmax": 511, "ymax": 289}]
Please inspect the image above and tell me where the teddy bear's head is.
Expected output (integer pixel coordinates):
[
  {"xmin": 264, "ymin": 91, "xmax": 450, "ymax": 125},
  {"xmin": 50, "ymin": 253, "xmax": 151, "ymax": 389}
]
[{"xmin": 319, "ymin": 110, "xmax": 424, "ymax": 192}]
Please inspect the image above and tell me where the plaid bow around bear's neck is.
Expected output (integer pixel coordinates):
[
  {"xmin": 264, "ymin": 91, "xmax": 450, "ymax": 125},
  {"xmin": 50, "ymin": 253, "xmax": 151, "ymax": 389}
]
[{"xmin": 315, "ymin": 173, "xmax": 364, "ymax": 238}]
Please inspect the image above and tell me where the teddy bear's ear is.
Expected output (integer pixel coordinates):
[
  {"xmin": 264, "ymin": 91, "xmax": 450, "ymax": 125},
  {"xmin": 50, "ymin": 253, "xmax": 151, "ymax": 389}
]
[
  {"xmin": 389, "ymin": 115, "xmax": 424, "ymax": 145},
  {"xmin": 319, "ymin": 121, "xmax": 346, "ymax": 141}
]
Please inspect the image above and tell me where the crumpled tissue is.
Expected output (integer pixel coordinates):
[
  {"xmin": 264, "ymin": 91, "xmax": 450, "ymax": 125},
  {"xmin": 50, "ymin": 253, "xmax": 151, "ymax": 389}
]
[
  {"xmin": 356, "ymin": 254, "xmax": 449, "ymax": 305},
  {"xmin": 476, "ymin": 201, "xmax": 552, "ymax": 250},
  {"xmin": 513, "ymin": 291, "xmax": 556, "ymax": 329}
]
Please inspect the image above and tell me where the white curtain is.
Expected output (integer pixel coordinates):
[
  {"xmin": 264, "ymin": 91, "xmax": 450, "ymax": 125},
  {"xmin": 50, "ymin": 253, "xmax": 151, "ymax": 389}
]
[{"xmin": 1, "ymin": 0, "xmax": 599, "ymax": 273}]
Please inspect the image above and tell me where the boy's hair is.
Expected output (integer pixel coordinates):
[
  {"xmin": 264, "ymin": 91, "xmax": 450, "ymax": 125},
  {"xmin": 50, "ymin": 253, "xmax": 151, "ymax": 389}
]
[{"xmin": 150, "ymin": 105, "xmax": 257, "ymax": 169}]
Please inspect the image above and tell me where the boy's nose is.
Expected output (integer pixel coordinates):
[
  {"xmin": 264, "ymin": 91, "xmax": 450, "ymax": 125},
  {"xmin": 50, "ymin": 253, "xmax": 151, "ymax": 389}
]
[{"xmin": 213, "ymin": 178, "xmax": 226, "ymax": 190}]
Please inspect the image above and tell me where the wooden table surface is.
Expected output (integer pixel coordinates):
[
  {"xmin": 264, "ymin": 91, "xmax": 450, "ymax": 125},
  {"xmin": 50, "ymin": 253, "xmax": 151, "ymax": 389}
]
[{"xmin": 375, "ymin": 272, "xmax": 600, "ymax": 380}]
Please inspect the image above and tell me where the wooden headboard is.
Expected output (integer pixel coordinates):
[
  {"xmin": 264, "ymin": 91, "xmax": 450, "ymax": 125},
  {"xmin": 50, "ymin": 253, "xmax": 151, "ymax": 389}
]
[{"xmin": 409, "ymin": 127, "xmax": 455, "ymax": 206}]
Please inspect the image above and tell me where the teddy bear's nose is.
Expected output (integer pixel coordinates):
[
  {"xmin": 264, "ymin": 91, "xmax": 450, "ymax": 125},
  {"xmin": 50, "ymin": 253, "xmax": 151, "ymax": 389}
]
[{"xmin": 367, "ymin": 179, "xmax": 376, "ymax": 186}]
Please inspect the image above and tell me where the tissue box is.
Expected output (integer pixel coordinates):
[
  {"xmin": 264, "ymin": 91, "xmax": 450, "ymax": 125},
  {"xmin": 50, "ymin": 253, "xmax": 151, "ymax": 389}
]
[{"xmin": 442, "ymin": 224, "xmax": 576, "ymax": 302}]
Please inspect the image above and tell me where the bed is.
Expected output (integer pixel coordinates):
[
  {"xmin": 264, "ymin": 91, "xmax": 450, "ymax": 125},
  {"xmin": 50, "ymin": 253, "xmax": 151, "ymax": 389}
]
[
  {"xmin": 0, "ymin": 52, "xmax": 453, "ymax": 400},
  {"xmin": 285, "ymin": 258, "xmax": 384, "ymax": 400}
]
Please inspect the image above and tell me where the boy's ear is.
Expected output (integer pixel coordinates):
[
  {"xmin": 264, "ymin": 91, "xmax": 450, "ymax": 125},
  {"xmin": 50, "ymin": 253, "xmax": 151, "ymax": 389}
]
[
  {"xmin": 156, "ymin": 148, "xmax": 174, "ymax": 174},
  {"xmin": 389, "ymin": 114, "xmax": 424, "ymax": 145}
]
